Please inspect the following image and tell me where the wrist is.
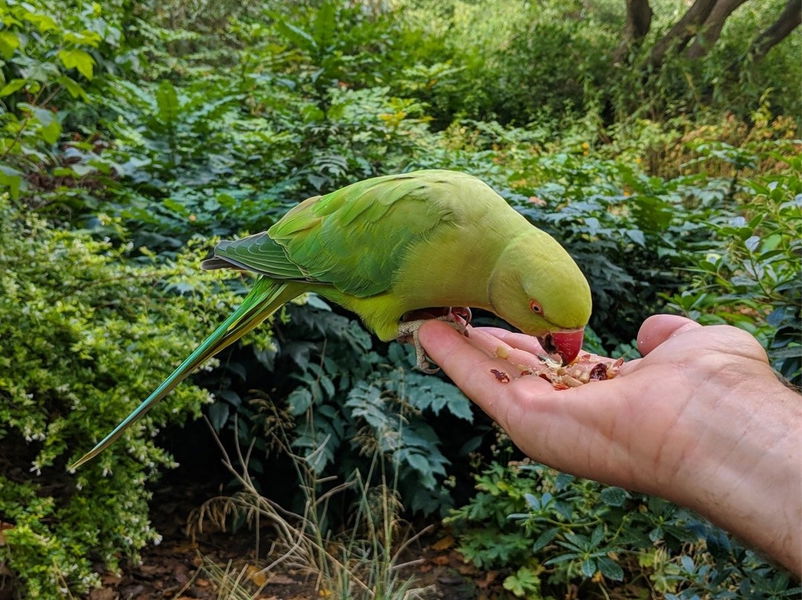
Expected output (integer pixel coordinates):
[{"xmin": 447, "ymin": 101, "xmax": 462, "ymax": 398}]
[{"xmin": 665, "ymin": 367, "xmax": 802, "ymax": 573}]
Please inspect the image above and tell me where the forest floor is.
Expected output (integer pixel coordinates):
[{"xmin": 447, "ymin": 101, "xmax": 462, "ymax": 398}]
[{"xmin": 89, "ymin": 480, "xmax": 493, "ymax": 600}]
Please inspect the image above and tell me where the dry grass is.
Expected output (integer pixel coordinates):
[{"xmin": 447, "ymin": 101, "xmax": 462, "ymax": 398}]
[{"xmin": 185, "ymin": 418, "xmax": 435, "ymax": 600}]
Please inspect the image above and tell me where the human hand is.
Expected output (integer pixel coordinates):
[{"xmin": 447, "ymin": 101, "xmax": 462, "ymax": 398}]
[{"xmin": 419, "ymin": 314, "xmax": 802, "ymax": 573}]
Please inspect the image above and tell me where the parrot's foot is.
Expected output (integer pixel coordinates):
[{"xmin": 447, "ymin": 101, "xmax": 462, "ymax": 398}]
[
  {"xmin": 446, "ymin": 306, "xmax": 472, "ymax": 332},
  {"xmin": 397, "ymin": 307, "xmax": 473, "ymax": 373}
]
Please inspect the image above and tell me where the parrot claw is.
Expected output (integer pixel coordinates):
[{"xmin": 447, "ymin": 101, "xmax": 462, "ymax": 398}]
[
  {"xmin": 418, "ymin": 361, "xmax": 441, "ymax": 375},
  {"xmin": 396, "ymin": 308, "xmax": 472, "ymax": 372},
  {"xmin": 397, "ymin": 319, "xmax": 439, "ymax": 372}
]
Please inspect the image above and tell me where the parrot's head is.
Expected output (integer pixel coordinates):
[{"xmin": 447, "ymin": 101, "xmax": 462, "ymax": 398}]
[{"xmin": 488, "ymin": 230, "xmax": 592, "ymax": 364}]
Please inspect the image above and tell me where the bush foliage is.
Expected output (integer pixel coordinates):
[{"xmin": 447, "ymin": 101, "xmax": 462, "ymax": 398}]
[
  {"xmin": 0, "ymin": 198, "xmax": 248, "ymax": 595},
  {"xmin": 0, "ymin": 0, "xmax": 799, "ymax": 597},
  {"xmin": 447, "ymin": 460, "xmax": 802, "ymax": 599}
]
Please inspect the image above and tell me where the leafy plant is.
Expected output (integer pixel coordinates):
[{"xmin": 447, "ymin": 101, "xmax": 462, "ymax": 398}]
[
  {"xmin": 0, "ymin": 0, "xmax": 123, "ymax": 202},
  {"xmin": 0, "ymin": 198, "xmax": 249, "ymax": 596},
  {"xmin": 669, "ymin": 145, "xmax": 802, "ymax": 383},
  {"xmin": 447, "ymin": 460, "xmax": 801, "ymax": 599},
  {"xmin": 482, "ymin": 150, "xmax": 729, "ymax": 352},
  {"xmin": 230, "ymin": 298, "xmax": 476, "ymax": 517}
]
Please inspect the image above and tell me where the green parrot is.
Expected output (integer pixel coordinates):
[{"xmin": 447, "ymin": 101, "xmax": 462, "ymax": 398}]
[{"xmin": 70, "ymin": 169, "xmax": 591, "ymax": 469}]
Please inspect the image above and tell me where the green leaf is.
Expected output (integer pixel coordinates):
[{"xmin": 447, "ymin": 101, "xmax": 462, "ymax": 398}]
[
  {"xmin": 155, "ymin": 80, "xmax": 180, "ymax": 125},
  {"xmin": 600, "ymin": 486, "xmax": 628, "ymax": 507},
  {"xmin": 304, "ymin": 293, "xmax": 331, "ymax": 311},
  {"xmin": 770, "ymin": 345, "xmax": 802, "ymax": 359},
  {"xmin": 63, "ymin": 30, "xmax": 103, "ymax": 47},
  {"xmin": 22, "ymin": 11, "xmax": 58, "ymax": 32},
  {"xmin": 626, "ymin": 229, "xmax": 645, "ymax": 246},
  {"xmin": 40, "ymin": 118, "xmax": 61, "ymax": 145},
  {"xmin": 524, "ymin": 493, "xmax": 540, "ymax": 510},
  {"xmin": 0, "ymin": 79, "xmax": 26, "ymax": 97},
  {"xmin": 503, "ymin": 566, "xmax": 541, "ymax": 597},
  {"xmin": 32, "ymin": 108, "xmax": 61, "ymax": 145},
  {"xmin": 597, "ymin": 557, "xmax": 624, "ymax": 580},
  {"xmin": 590, "ymin": 525, "xmax": 605, "ymax": 548},
  {"xmin": 57, "ymin": 75, "xmax": 88, "ymax": 100},
  {"xmin": 0, "ymin": 164, "xmax": 24, "ymax": 199},
  {"xmin": 274, "ymin": 19, "xmax": 316, "ymax": 52},
  {"xmin": 302, "ymin": 104, "xmax": 325, "ymax": 122},
  {"xmin": 532, "ymin": 527, "xmax": 560, "ymax": 553},
  {"xmin": 544, "ymin": 552, "xmax": 579, "ymax": 565},
  {"xmin": 208, "ymin": 402, "xmax": 229, "ymax": 432},
  {"xmin": 580, "ymin": 558, "xmax": 597, "ymax": 578},
  {"xmin": 406, "ymin": 452, "xmax": 430, "ymax": 475},
  {"xmin": 400, "ymin": 373, "xmax": 473, "ymax": 422},
  {"xmin": 57, "ymin": 49, "xmax": 95, "ymax": 80},
  {"xmin": 0, "ymin": 31, "xmax": 19, "ymax": 60},
  {"xmin": 313, "ymin": 1, "xmax": 336, "ymax": 49},
  {"xmin": 649, "ymin": 525, "xmax": 663, "ymax": 542},
  {"xmin": 217, "ymin": 390, "xmax": 241, "ymax": 407},
  {"xmin": 288, "ymin": 388, "xmax": 313, "ymax": 415}
]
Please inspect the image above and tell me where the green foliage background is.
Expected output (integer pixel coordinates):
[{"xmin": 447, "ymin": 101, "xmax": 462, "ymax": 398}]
[{"xmin": 0, "ymin": 0, "xmax": 799, "ymax": 597}]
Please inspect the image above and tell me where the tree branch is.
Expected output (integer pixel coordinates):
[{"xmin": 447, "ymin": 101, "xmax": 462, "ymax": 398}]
[
  {"xmin": 648, "ymin": 0, "xmax": 718, "ymax": 69},
  {"xmin": 749, "ymin": 0, "xmax": 801, "ymax": 61},
  {"xmin": 685, "ymin": 0, "xmax": 750, "ymax": 59}
]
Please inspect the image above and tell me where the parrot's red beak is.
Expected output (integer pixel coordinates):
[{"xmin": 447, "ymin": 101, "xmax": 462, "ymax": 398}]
[{"xmin": 537, "ymin": 329, "xmax": 584, "ymax": 364}]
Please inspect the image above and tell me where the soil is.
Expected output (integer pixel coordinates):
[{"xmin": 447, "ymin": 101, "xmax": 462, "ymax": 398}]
[{"xmin": 85, "ymin": 482, "xmax": 496, "ymax": 600}]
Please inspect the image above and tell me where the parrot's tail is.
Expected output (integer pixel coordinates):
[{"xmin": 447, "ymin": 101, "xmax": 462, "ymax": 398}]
[{"xmin": 70, "ymin": 277, "xmax": 299, "ymax": 470}]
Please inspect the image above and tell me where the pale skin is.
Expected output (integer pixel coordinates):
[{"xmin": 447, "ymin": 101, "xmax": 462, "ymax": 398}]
[{"xmin": 419, "ymin": 314, "xmax": 802, "ymax": 575}]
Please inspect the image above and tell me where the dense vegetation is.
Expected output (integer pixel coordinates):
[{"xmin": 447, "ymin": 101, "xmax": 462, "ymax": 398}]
[{"xmin": 0, "ymin": 0, "xmax": 799, "ymax": 597}]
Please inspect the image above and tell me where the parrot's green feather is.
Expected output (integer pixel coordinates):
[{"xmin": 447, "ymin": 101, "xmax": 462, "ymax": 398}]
[
  {"xmin": 268, "ymin": 171, "xmax": 461, "ymax": 297},
  {"xmin": 202, "ymin": 232, "xmax": 308, "ymax": 279},
  {"xmin": 69, "ymin": 278, "xmax": 300, "ymax": 470}
]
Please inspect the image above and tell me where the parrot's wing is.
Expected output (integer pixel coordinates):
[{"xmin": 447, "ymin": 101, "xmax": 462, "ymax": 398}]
[
  {"xmin": 203, "ymin": 232, "xmax": 310, "ymax": 279},
  {"xmin": 214, "ymin": 171, "xmax": 475, "ymax": 297}
]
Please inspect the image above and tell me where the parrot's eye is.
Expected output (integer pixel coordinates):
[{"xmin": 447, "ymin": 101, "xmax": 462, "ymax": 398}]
[{"xmin": 529, "ymin": 300, "xmax": 543, "ymax": 315}]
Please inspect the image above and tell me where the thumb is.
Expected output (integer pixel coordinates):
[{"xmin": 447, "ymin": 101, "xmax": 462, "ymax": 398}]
[{"xmin": 637, "ymin": 314, "xmax": 701, "ymax": 356}]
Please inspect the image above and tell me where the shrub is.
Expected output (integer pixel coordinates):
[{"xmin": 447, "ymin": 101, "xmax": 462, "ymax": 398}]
[
  {"xmin": 669, "ymin": 142, "xmax": 802, "ymax": 384},
  {"xmin": 0, "ymin": 0, "xmax": 126, "ymax": 207},
  {"xmin": 279, "ymin": 301, "xmax": 474, "ymax": 515},
  {"xmin": 447, "ymin": 460, "xmax": 801, "ymax": 599},
  {"xmin": 194, "ymin": 294, "xmax": 477, "ymax": 518},
  {"xmin": 0, "ymin": 199, "xmax": 248, "ymax": 596}
]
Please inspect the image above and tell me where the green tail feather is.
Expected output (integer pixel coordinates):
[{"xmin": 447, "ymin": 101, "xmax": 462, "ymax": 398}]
[{"xmin": 70, "ymin": 277, "xmax": 297, "ymax": 470}]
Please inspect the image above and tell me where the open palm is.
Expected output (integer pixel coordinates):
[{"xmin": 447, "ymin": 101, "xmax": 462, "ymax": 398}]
[{"xmin": 420, "ymin": 314, "xmax": 802, "ymax": 573}]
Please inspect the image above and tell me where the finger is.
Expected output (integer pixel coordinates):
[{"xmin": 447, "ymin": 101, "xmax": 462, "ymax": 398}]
[
  {"xmin": 465, "ymin": 327, "xmax": 547, "ymax": 372},
  {"xmin": 418, "ymin": 321, "xmax": 549, "ymax": 418},
  {"xmin": 637, "ymin": 314, "xmax": 701, "ymax": 356},
  {"xmin": 476, "ymin": 327, "xmax": 623, "ymax": 368},
  {"xmin": 473, "ymin": 327, "xmax": 547, "ymax": 355}
]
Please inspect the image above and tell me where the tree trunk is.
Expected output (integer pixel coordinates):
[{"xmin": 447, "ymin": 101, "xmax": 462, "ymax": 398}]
[
  {"xmin": 685, "ymin": 0, "xmax": 750, "ymax": 59},
  {"xmin": 625, "ymin": 0, "xmax": 653, "ymax": 41},
  {"xmin": 749, "ymin": 0, "xmax": 801, "ymax": 61},
  {"xmin": 647, "ymin": 0, "xmax": 718, "ymax": 69},
  {"xmin": 614, "ymin": 0, "xmax": 654, "ymax": 62}
]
